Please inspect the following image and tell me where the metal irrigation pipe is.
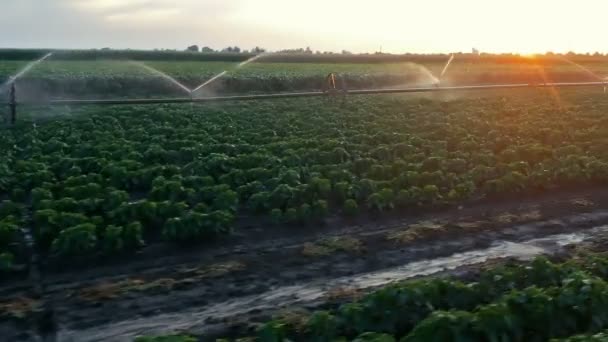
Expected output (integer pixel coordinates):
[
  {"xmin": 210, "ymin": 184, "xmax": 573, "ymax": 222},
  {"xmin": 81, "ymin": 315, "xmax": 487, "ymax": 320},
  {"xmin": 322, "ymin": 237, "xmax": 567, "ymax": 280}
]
[
  {"xmin": 8, "ymin": 83, "xmax": 16, "ymax": 124},
  {"xmin": 3, "ymin": 81, "xmax": 607, "ymax": 109}
]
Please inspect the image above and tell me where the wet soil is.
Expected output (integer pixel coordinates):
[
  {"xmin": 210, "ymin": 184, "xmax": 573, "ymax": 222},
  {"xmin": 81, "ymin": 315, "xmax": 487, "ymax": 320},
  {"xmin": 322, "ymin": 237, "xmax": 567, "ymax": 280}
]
[{"xmin": 2, "ymin": 187, "xmax": 608, "ymax": 341}]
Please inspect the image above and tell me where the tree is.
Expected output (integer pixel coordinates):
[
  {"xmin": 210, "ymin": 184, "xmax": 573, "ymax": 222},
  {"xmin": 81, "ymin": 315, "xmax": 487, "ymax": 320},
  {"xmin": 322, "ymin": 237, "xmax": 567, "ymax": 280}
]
[
  {"xmin": 222, "ymin": 46, "xmax": 241, "ymax": 53},
  {"xmin": 201, "ymin": 46, "xmax": 214, "ymax": 53},
  {"xmin": 186, "ymin": 45, "xmax": 199, "ymax": 52}
]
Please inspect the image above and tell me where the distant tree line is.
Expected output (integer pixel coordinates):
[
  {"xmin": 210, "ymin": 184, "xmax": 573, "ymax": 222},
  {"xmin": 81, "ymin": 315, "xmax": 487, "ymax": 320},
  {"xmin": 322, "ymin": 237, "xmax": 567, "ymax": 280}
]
[
  {"xmin": 184, "ymin": 45, "xmax": 353, "ymax": 55},
  {"xmin": 185, "ymin": 45, "xmax": 266, "ymax": 54},
  {"xmin": 2, "ymin": 48, "xmax": 608, "ymax": 64}
]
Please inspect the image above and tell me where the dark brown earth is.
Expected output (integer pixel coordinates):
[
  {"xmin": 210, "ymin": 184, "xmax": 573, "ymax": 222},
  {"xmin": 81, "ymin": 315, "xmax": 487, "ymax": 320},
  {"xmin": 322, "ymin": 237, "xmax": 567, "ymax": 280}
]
[{"xmin": 2, "ymin": 186, "xmax": 608, "ymax": 341}]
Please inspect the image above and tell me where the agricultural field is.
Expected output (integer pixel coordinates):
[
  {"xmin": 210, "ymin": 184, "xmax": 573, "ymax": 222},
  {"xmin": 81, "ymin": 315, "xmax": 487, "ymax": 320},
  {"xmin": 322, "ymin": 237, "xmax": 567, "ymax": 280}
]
[
  {"xmin": 2, "ymin": 51, "xmax": 608, "ymax": 100},
  {"xmin": 3, "ymin": 51, "xmax": 608, "ymax": 341},
  {"xmin": 2, "ymin": 89, "xmax": 608, "ymax": 265},
  {"xmin": 1, "ymin": 60, "xmax": 439, "ymax": 99}
]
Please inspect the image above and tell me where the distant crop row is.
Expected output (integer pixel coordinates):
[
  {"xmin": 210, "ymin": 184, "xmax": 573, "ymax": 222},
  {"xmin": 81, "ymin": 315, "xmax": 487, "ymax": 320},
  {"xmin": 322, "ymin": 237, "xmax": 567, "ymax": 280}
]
[
  {"xmin": 2, "ymin": 89, "xmax": 608, "ymax": 271},
  {"xmin": 2, "ymin": 59, "xmax": 605, "ymax": 99},
  {"xmin": 3, "ymin": 60, "xmax": 606, "ymax": 82}
]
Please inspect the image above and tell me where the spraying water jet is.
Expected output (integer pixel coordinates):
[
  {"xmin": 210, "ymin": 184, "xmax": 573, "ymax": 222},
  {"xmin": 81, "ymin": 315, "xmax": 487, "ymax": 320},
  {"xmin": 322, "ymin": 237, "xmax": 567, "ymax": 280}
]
[
  {"xmin": 1, "ymin": 52, "xmax": 53, "ymax": 125},
  {"xmin": 0, "ymin": 52, "xmax": 53, "ymax": 93},
  {"xmin": 558, "ymin": 56, "xmax": 604, "ymax": 81},
  {"xmin": 129, "ymin": 61, "xmax": 192, "ymax": 95},
  {"xmin": 439, "ymin": 54, "xmax": 455, "ymax": 82},
  {"xmin": 191, "ymin": 71, "xmax": 228, "ymax": 93},
  {"xmin": 191, "ymin": 53, "xmax": 268, "ymax": 95},
  {"xmin": 237, "ymin": 53, "xmax": 266, "ymax": 67}
]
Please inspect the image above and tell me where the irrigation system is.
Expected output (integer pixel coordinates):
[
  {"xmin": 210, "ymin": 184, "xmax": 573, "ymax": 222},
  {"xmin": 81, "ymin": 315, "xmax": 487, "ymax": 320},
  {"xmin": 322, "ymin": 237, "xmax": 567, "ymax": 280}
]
[
  {"xmin": 3, "ymin": 80, "xmax": 608, "ymax": 115},
  {"xmin": 2, "ymin": 51, "xmax": 608, "ymax": 124}
]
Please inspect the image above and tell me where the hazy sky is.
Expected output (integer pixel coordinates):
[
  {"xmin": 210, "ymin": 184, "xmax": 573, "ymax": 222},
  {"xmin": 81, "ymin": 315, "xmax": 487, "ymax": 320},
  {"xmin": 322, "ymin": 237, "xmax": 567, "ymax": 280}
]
[{"xmin": 1, "ymin": 0, "xmax": 606, "ymax": 54}]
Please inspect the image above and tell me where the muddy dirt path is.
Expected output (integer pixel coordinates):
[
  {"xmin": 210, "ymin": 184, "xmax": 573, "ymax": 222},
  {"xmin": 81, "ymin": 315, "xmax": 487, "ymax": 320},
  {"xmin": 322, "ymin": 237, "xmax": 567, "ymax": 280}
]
[{"xmin": 2, "ymin": 189, "xmax": 608, "ymax": 341}]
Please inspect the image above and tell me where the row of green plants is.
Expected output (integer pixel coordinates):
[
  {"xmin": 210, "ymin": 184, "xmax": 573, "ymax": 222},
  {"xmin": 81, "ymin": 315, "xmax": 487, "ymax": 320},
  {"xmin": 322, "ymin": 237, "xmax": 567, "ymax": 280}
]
[
  {"xmin": 225, "ymin": 255, "xmax": 608, "ymax": 341},
  {"xmin": 2, "ymin": 91, "xmax": 608, "ymax": 267}
]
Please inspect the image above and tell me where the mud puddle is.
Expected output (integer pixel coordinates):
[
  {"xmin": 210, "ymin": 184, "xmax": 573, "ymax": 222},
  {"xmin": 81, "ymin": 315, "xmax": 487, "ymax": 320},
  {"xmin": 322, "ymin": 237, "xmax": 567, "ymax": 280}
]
[{"xmin": 58, "ymin": 225, "xmax": 608, "ymax": 342}]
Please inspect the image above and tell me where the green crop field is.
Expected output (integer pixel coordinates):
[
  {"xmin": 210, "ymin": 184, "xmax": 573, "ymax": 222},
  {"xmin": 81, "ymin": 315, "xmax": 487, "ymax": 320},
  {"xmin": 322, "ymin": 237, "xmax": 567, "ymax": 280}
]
[
  {"xmin": 3, "ymin": 89, "xmax": 608, "ymax": 266},
  {"xmin": 3, "ymin": 50, "xmax": 608, "ymax": 341},
  {"xmin": 2, "ymin": 52, "xmax": 607, "ymax": 99}
]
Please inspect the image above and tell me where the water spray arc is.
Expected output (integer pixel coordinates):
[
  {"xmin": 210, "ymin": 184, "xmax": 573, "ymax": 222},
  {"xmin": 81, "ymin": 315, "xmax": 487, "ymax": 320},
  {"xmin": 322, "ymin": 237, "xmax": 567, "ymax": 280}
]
[
  {"xmin": 130, "ymin": 61, "xmax": 192, "ymax": 95},
  {"xmin": 191, "ymin": 71, "xmax": 227, "ymax": 93},
  {"xmin": 558, "ymin": 56, "xmax": 605, "ymax": 81},
  {"xmin": 439, "ymin": 54, "xmax": 455, "ymax": 81},
  {"xmin": 2, "ymin": 52, "xmax": 53, "ymax": 124},
  {"xmin": 191, "ymin": 53, "xmax": 268, "ymax": 95},
  {"xmin": 0, "ymin": 52, "xmax": 53, "ymax": 92},
  {"xmin": 0, "ymin": 52, "xmax": 53, "ymax": 93}
]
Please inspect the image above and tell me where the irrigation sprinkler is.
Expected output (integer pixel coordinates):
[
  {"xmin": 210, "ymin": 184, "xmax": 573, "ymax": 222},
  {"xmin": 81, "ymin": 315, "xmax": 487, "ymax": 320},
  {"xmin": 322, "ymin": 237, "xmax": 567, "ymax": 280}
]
[
  {"xmin": 321, "ymin": 73, "xmax": 349, "ymax": 105},
  {"xmin": 322, "ymin": 73, "xmax": 348, "ymax": 94}
]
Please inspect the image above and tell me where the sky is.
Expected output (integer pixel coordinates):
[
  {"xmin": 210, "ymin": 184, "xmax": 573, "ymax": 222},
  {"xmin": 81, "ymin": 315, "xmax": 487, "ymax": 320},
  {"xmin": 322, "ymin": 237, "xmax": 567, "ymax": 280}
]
[{"xmin": 1, "ymin": 0, "xmax": 607, "ymax": 54}]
